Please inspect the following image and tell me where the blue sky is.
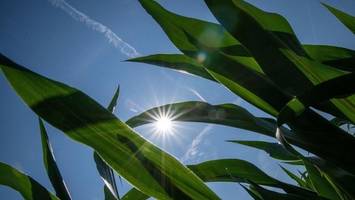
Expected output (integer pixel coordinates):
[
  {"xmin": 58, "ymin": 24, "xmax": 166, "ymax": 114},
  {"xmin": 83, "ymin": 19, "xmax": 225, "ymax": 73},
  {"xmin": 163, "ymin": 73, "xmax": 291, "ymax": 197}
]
[{"xmin": 0, "ymin": 0, "xmax": 354, "ymax": 199}]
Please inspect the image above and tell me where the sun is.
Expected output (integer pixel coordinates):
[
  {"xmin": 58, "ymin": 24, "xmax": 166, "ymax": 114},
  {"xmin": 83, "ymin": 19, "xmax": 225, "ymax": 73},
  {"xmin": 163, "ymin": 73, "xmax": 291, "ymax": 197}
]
[{"xmin": 154, "ymin": 116, "xmax": 173, "ymax": 134}]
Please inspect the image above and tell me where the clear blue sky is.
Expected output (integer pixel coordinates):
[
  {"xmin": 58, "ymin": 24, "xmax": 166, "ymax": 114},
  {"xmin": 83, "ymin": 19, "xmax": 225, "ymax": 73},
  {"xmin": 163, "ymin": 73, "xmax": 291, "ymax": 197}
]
[{"xmin": 0, "ymin": 0, "xmax": 354, "ymax": 199}]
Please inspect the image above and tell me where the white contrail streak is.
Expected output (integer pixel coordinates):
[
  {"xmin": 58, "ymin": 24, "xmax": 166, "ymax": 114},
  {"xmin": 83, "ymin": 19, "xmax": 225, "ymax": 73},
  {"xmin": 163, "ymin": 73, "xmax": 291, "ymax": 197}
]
[
  {"xmin": 181, "ymin": 124, "xmax": 213, "ymax": 163},
  {"xmin": 188, "ymin": 88, "xmax": 207, "ymax": 102},
  {"xmin": 48, "ymin": 0, "xmax": 140, "ymax": 58}
]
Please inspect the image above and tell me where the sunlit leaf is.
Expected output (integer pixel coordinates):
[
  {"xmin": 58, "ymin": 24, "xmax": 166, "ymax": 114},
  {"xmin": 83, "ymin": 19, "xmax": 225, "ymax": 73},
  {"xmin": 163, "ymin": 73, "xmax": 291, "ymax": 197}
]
[
  {"xmin": 121, "ymin": 188, "xmax": 149, "ymax": 200},
  {"xmin": 0, "ymin": 54, "xmax": 220, "ymax": 200},
  {"xmin": 126, "ymin": 101, "xmax": 276, "ymax": 137},
  {"xmin": 94, "ymin": 85, "xmax": 120, "ymax": 200}
]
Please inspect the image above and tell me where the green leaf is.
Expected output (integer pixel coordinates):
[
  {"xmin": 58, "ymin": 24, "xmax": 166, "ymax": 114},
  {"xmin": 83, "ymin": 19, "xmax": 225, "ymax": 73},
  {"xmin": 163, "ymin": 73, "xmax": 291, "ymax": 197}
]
[
  {"xmin": 138, "ymin": 0, "xmax": 287, "ymax": 117},
  {"xmin": 128, "ymin": 54, "xmax": 216, "ymax": 82},
  {"xmin": 126, "ymin": 101, "xmax": 277, "ymax": 137},
  {"xmin": 204, "ymin": 0, "xmax": 355, "ymax": 124},
  {"xmin": 278, "ymin": 73, "xmax": 355, "ymax": 126},
  {"xmin": 229, "ymin": 140, "xmax": 299, "ymax": 161},
  {"xmin": 204, "ymin": 0, "xmax": 312, "ymax": 94},
  {"xmin": 0, "ymin": 162, "xmax": 59, "ymax": 200},
  {"xmin": 303, "ymin": 45, "xmax": 355, "ymax": 72},
  {"xmin": 189, "ymin": 159, "xmax": 320, "ymax": 198},
  {"xmin": 39, "ymin": 118, "xmax": 72, "ymax": 200},
  {"xmin": 105, "ymin": 186, "xmax": 119, "ymax": 200},
  {"xmin": 280, "ymin": 166, "xmax": 308, "ymax": 189},
  {"xmin": 121, "ymin": 188, "xmax": 149, "ymax": 200},
  {"xmin": 187, "ymin": 159, "xmax": 279, "ymax": 185},
  {"xmin": 304, "ymin": 161, "xmax": 343, "ymax": 200},
  {"xmin": 94, "ymin": 85, "xmax": 120, "ymax": 200},
  {"xmin": 276, "ymin": 129, "xmax": 350, "ymax": 200},
  {"xmin": 323, "ymin": 3, "xmax": 355, "ymax": 34},
  {"xmin": 240, "ymin": 184, "xmax": 263, "ymax": 200},
  {"xmin": 248, "ymin": 181, "xmax": 319, "ymax": 200},
  {"xmin": 0, "ymin": 54, "xmax": 220, "ymax": 200}
]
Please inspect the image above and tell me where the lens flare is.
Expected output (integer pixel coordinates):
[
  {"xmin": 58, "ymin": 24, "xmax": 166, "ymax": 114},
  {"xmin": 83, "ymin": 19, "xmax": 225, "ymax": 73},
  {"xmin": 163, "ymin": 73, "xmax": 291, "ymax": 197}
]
[{"xmin": 155, "ymin": 116, "xmax": 173, "ymax": 133}]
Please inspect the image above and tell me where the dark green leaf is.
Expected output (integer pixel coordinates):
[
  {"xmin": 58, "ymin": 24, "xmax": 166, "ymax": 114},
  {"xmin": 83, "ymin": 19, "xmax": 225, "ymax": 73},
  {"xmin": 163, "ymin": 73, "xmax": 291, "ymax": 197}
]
[
  {"xmin": 229, "ymin": 140, "xmax": 299, "ymax": 161},
  {"xmin": 304, "ymin": 161, "xmax": 343, "ymax": 200},
  {"xmin": 188, "ymin": 159, "xmax": 320, "ymax": 198},
  {"xmin": 39, "ymin": 118, "xmax": 71, "ymax": 200},
  {"xmin": 278, "ymin": 73, "xmax": 355, "ymax": 126},
  {"xmin": 204, "ymin": 0, "xmax": 355, "ymax": 124},
  {"xmin": 128, "ymin": 54, "xmax": 216, "ymax": 82},
  {"xmin": 248, "ymin": 181, "xmax": 320, "ymax": 200},
  {"xmin": 0, "ymin": 162, "xmax": 59, "ymax": 200},
  {"xmin": 139, "ymin": 0, "xmax": 287, "ymax": 117},
  {"xmin": 0, "ymin": 54, "xmax": 220, "ymax": 200},
  {"xmin": 105, "ymin": 186, "xmax": 119, "ymax": 200},
  {"xmin": 280, "ymin": 166, "xmax": 308, "ymax": 189},
  {"xmin": 323, "ymin": 3, "xmax": 355, "ymax": 34},
  {"xmin": 303, "ymin": 45, "xmax": 355, "ymax": 72},
  {"xmin": 187, "ymin": 159, "xmax": 278, "ymax": 185}
]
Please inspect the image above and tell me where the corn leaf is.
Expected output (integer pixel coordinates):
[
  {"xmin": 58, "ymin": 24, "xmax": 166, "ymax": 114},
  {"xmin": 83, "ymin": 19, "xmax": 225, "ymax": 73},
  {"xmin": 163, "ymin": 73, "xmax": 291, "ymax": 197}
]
[
  {"xmin": 126, "ymin": 101, "xmax": 277, "ymax": 137},
  {"xmin": 128, "ymin": 54, "xmax": 216, "ymax": 82},
  {"xmin": 280, "ymin": 166, "xmax": 308, "ymax": 189},
  {"xmin": 0, "ymin": 162, "xmax": 59, "ymax": 200},
  {"xmin": 121, "ymin": 188, "xmax": 149, "ymax": 200},
  {"xmin": 323, "ymin": 3, "xmax": 355, "ymax": 34},
  {"xmin": 94, "ymin": 85, "xmax": 120, "ymax": 200},
  {"xmin": 0, "ymin": 54, "xmax": 220, "ymax": 200},
  {"xmin": 228, "ymin": 140, "xmax": 299, "ymax": 161},
  {"xmin": 303, "ymin": 45, "xmax": 355, "ymax": 72},
  {"xmin": 204, "ymin": 0, "xmax": 355, "ymax": 124},
  {"xmin": 39, "ymin": 118, "xmax": 71, "ymax": 200},
  {"xmin": 138, "ymin": 0, "xmax": 287, "ymax": 117}
]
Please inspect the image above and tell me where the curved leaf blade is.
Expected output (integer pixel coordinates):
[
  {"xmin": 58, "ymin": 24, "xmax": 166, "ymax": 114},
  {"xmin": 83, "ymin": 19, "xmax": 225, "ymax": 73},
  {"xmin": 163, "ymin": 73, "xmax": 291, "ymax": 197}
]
[
  {"xmin": 229, "ymin": 140, "xmax": 299, "ymax": 161},
  {"xmin": 126, "ymin": 101, "xmax": 277, "ymax": 137},
  {"xmin": 0, "ymin": 162, "xmax": 59, "ymax": 200},
  {"xmin": 121, "ymin": 188, "xmax": 149, "ymax": 200},
  {"xmin": 323, "ymin": 3, "xmax": 355, "ymax": 34},
  {"xmin": 0, "ymin": 54, "xmax": 220, "ymax": 200},
  {"xmin": 127, "ymin": 54, "xmax": 216, "ymax": 82},
  {"xmin": 94, "ymin": 85, "xmax": 121, "ymax": 200},
  {"xmin": 303, "ymin": 45, "xmax": 355, "ymax": 72},
  {"xmin": 39, "ymin": 118, "xmax": 71, "ymax": 200}
]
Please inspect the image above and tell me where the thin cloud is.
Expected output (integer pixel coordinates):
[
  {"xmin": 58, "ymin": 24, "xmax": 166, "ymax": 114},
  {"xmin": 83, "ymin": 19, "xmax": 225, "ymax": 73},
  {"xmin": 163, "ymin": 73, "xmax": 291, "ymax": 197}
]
[
  {"xmin": 181, "ymin": 124, "xmax": 213, "ymax": 163},
  {"xmin": 48, "ymin": 0, "xmax": 140, "ymax": 58},
  {"xmin": 188, "ymin": 88, "xmax": 207, "ymax": 102}
]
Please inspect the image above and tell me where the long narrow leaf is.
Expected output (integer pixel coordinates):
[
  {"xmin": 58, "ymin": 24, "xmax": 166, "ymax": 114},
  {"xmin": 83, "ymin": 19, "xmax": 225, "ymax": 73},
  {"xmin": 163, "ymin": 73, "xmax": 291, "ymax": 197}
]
[
  {"xmin": 126, "ymin": 101, "xmax": 277, "ymax": 137},
  {"xmin": 0, "ymin": 162, "xmax": 59, "ymax": 200},
  {"xmin": 121, "ymin": 188, "xmax": 149, "ymax": 200},
  {"xmin": 229, "ymin": 140, "xmax": 298, "ymax": 161},
  {"xmin": 39, "ymin": 118, "xmax": 71, "ymax": 200},
  {"xmin": 323, "ymin": 3, "xmax": 355, "ymax": 34},
  {"xmin": 0, "ymin": 54, "xmax": 220, "ymax": 200},
  {"xmin": 94, "ymin": 85, "xmax": 120, "ymax": 200}
]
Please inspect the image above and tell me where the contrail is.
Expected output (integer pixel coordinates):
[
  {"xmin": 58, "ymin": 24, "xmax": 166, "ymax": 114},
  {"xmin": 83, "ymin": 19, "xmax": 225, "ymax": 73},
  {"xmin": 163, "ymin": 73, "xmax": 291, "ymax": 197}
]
[
  {"xmin": 188, "ymin": 88, "xmax": 207, "ymax": 102},
  {"xmin": 48, "ymin": 0, "xmax": 140, "ymax": 58},
  {"xmin": 181, "ymin": 124, "xmax": 213, "ymax": 163}
]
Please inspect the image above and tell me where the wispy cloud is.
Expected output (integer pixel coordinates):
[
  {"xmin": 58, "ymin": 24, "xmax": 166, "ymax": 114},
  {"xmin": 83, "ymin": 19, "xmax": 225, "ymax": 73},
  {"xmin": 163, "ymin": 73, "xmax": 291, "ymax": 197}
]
[
  {"xmin": 181, "ymin": 124, "xmax": 213, "ymax": 163},
  {"xmin": 188, "ymin": 88, "xmax": 207, "ymax": 102},
  {"xmin": 48, "ymin": 0, "xmax": 140, "ymax": 58}
]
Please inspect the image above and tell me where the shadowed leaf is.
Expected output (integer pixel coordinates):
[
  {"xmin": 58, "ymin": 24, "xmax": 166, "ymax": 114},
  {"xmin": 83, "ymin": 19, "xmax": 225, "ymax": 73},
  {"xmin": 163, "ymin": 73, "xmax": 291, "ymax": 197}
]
[
  {"xmin": 0, "ymin": 162, "xmax": 59, "ymax": 200},
  {"xmin": 39, "ymin": 118, "xmax": 71, "ymax": 200},
  {"xmin": 0, "ymin": 54, "xmax": 220, "ymax": 200}
]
